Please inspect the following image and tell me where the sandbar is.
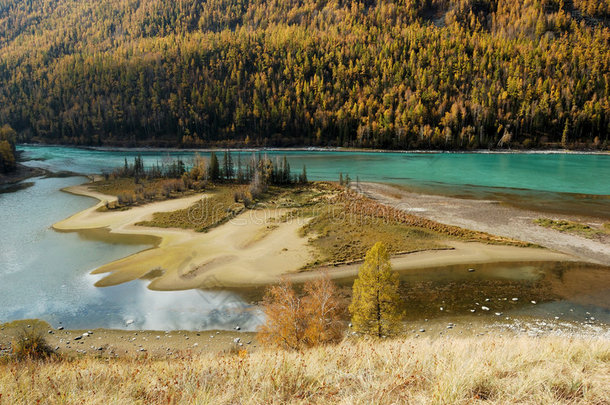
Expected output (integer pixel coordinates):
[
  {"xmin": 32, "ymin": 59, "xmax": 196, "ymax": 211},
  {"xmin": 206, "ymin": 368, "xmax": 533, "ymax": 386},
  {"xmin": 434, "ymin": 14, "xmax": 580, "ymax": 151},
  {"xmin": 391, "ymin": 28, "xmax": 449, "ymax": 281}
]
[{"xmin": 53, "ymin": 182, "xmax": 577, "ymax": 290}]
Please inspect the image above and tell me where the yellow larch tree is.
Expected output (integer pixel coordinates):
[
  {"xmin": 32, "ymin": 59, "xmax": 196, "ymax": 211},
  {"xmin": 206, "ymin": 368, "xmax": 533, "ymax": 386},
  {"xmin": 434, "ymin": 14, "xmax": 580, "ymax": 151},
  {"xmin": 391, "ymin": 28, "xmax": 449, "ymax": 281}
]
[{"xmin": 349, "ymin": 242, "xmax": 402, "ymax": 337}]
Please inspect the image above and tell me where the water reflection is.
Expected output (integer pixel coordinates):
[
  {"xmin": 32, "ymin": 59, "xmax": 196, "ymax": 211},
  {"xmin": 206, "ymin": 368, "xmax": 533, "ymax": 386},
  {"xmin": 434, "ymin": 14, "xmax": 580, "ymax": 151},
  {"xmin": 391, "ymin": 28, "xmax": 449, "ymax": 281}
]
[
  {"xmin": 0, "ymin": 176, "xmax": 261, "ymax": 331},
  {"xmin": 59, "ymin": 275, "xmax": 263, "ymax": 331},
  {"xmin": 331, "ymin": 261, "xmax": 610, "ymax": 324}
]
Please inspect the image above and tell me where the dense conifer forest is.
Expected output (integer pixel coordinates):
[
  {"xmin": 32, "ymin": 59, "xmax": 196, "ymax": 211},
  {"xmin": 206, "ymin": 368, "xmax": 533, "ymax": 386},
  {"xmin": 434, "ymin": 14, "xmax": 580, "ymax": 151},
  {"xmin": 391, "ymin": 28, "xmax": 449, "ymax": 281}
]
[{"xmin": 0, "ymin": 0, "xmax": 608, "ymax": 149}]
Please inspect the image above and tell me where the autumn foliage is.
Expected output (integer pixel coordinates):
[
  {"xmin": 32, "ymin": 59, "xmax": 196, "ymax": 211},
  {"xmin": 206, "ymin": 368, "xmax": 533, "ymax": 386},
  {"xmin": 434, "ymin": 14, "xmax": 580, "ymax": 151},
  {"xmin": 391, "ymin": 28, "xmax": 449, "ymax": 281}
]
[
  {"xmin": 0, "ymin": 1, "xmax": 608, "ymax": 149},
  {"xmin": 257, "ymin": 275, "xmax": 344, "ymax": 350},
  {"xmin": 349, "ymin": 242, "xmax": 403, "ymax": 337},
  {"xmin": 0, "ymin": 124, "xmax": 16, "ymax": 174}
]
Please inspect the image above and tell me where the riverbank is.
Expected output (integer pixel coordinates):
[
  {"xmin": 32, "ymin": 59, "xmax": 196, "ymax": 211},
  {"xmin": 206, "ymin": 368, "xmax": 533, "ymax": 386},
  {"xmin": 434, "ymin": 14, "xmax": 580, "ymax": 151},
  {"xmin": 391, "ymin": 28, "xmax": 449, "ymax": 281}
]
[
  {"xmin": 0, "ymin": 163, "xmax": 44, "ymax": 188},
  {"xmin": 19, "ymin": 142, "xmax": 610, "ymax": 154},
  {"xmin": 1, "ymin": 316, "xmax": 608, "ymax": 360},
  {"xmin": 357, "ymin": 183, "xmax": 610, "ymax": 266},
  {"xmin": 52, "ymin": 182, "xmax": 574, "ymax": 290}
]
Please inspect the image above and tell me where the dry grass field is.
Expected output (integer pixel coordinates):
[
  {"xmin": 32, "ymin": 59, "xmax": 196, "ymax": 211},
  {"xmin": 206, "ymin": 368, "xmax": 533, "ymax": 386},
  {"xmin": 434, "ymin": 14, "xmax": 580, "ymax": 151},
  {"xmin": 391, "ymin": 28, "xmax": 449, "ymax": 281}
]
[{"xmin": 1, "ymin": 335, "xmax": 608, "ymax": 404}]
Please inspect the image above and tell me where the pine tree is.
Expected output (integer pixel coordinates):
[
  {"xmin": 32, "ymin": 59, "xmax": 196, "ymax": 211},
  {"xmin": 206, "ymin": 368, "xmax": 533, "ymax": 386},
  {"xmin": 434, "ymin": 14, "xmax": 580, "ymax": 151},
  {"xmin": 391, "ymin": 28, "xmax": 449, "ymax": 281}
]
[
  {"xmin": 209, "ymin": 151, "xmax": 220, "ymax": 181},
  {"xmin": 300, "ymin": 165, "xmax": 308, "ymax": 183},
  {"xmin": 349, "ymin": 242, "xmax": 402, "ymax": 337},
  {"xmin": 0, "ymin": 140, "xmax": 15, "ymax": 173},
  {"xmin": 562, "ymin": 121, "xmax": 570, "ymax": 149},
  {"xmin": 222, "ymin": 150, "xmax": 234, "ymax": 180}
]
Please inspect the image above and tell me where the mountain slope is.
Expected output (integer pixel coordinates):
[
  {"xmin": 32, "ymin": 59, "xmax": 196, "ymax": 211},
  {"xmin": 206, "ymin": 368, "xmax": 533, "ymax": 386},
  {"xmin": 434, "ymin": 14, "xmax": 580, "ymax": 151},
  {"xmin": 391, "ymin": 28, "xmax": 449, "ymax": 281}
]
[{"xmin": 0, "ymin": 0, "xmax": 608, "ymax": 149}]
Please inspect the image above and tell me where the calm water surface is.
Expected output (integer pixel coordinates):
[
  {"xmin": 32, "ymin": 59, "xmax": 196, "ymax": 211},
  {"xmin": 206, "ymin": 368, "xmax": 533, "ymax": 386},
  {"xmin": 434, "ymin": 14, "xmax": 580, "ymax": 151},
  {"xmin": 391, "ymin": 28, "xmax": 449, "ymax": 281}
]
[
  {"xmin": 20, "ymin": 145, "xmax": 610, "ymax": 217},
  {"xmin": 0, "ymin": 176, "xmax": 261, "ymax": 330},
  {"xmin": 20, "ymin": 146, "xmax": 610, "ymax": 195}
]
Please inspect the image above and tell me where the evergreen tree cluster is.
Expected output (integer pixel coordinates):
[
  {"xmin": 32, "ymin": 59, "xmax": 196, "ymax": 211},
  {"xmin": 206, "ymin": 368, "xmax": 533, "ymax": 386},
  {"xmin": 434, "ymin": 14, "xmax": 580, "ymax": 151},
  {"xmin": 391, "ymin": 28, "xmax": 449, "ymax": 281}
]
[
  {"xmin": 113, "ymin": 155, "xmax": 186, "ymax": 180},
  {"xmin": 0, "ymin": 0, "xmax": 608, "ymax": 149},
  {"xmin": 113, "ymin": 151, "xmax": 307, "ymax": 185}
]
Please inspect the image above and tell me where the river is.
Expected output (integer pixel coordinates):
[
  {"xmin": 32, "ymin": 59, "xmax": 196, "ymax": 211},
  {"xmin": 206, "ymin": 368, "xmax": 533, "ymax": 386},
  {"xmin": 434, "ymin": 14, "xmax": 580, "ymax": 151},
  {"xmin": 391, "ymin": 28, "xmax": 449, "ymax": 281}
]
[{"xmin": 0, "ymin": 145, "xmax": 608, "ymax": 330}]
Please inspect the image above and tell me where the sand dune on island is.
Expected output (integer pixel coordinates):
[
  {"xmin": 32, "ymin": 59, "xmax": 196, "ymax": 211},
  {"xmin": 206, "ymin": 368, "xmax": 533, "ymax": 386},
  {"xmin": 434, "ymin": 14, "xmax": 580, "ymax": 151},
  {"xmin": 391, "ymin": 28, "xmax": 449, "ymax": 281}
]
[
  {"xmin": 53, "ymin": 183, "xmax": 576, "ymax": 290},
  {"xmin": 54, "ymin": 184, "xmax": 317, "ymax": 289}
]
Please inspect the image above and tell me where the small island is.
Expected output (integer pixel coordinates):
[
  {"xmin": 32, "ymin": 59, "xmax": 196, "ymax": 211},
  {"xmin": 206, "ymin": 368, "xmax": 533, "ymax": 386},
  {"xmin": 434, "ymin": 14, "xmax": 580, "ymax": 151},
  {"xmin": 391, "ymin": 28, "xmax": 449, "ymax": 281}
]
[{"xmin": 53, "ymin": 153, "xmax": 571, "ymax": 290}]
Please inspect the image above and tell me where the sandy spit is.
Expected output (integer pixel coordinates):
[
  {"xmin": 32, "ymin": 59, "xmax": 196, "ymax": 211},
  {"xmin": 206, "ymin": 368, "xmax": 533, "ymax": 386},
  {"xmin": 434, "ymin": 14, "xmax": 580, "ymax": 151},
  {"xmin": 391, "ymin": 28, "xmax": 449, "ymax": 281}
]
[
  {"xmin": 53, "ymin": 182, "xmax": 576, "ymax": 290},
  {"xmin": 54, "ymin": 183, "xmax": 317, "ymax": 289}
]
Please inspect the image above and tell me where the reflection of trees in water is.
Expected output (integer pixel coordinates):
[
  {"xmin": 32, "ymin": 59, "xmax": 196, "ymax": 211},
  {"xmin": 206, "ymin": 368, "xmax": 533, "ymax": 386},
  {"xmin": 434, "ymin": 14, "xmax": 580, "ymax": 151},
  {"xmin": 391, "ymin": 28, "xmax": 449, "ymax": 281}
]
[
  {"xmin": 544, "ymin": 263, "xmax": 610, "ymax": 308},
  {"xmin": 397, "ymin": 279, "xmax": 557, "ymax": 320},
  {"xmin": 548, "ymin": 262, "xmax": 569, "ymax": 282}
]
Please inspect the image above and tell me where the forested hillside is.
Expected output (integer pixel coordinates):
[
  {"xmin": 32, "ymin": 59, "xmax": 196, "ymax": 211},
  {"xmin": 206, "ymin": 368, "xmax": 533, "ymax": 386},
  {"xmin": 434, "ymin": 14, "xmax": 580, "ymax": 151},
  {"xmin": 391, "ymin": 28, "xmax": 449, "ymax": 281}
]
[{"xmin": 0, "ymin": 0, "xmax": 608, "ymax": 149}]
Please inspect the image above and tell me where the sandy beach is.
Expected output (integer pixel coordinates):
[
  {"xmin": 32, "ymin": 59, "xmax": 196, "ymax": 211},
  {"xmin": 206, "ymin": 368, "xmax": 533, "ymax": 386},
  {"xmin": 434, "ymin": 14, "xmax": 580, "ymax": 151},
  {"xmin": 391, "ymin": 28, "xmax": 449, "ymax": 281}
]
[
  {"xmin": 52, "ymin": 182, "xmax": 577, "ymax": 290},
  {"xmin": 54, "ymin": 183, "xmax": 318, "ymax": 289}
]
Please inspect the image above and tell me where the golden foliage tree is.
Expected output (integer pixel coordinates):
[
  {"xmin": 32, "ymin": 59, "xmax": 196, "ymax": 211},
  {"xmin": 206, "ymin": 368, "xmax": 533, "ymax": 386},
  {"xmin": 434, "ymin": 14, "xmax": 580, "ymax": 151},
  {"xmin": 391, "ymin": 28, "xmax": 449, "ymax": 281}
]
[
  {"xmin": 302, "ymin": 273, "xmax": 344, "ymax": 346},
  {"xmin": 258, "ymin": 275, "xmax": 343, "ymax": 350},
  {"xmin": 0, "ymin": 1, "xmax": 608, "ymax": 149},
  {"xmin": 0, "ymin": 124, "xmax": 16, "ymax": 174},
  {"xmin": 258, "ymin": 279, "xmax": 306, "ymax": 350},
  {"xmin": 0, "ymin": 140, "xmax": 15, "ymax": 173},
  {"xmin": 349, "ymin": 242, "xmax": 402, "ymax": 337}
]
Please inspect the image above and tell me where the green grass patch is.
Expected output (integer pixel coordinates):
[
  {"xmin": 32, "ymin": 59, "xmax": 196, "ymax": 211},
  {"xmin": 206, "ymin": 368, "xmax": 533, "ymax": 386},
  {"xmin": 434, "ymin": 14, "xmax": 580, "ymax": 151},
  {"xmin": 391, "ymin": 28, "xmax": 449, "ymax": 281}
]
[
  {"xmin": 92, "ymin": 177, "xmax": 203, "ymax": 210},
  {"xmin": 301, "ymin": 210, "xmax": 443, "ymax": 266},
  {"xmin": 533, "ymin": 218, "xmax": 607, "ymax": 238},
  {"xmin": 136, "ymin": 185, "xmax": 246, "ymax": 232}
]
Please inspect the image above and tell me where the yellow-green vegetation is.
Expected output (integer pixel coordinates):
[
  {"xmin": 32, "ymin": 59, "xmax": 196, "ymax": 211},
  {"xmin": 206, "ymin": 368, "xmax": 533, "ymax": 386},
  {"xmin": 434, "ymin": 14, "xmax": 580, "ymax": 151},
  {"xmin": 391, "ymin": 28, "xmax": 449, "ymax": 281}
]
[
  {"xmin": 301, "ymin": 207, "xmax": 443, "ymax": 265},
  {"xmin": 134, "ymin": 182, "xmax": 316, "ymax": 232},
  {"xmin": 10, "ymin": 329, "xmax": 56, "ymax": 361},
  {"xmin": 0, "ymin": 124, "xmax": 16, "ymax": 174},
  {"xmin": 92, "ymin": 177, "xmax": 201, "ymax": 210},
  {"xmin": 1, "ymin": 336, "xmax": 608, "ymax": 404},
  {"xmin": 2, "ymin": 0, "xmax": 609, "ymax": 150},
  {"xmin": 350, "ymin": 242, "xmax": 402, "ymax": 337},
  {"xmin": 136, "ymin": 185, "xmax": 247, "ymax": 232},
  {"xmin": 534, "ymin": 218, "xmax": 610, "ymax": 238},
  {"xmin": 297, "ymin": 184, "xmax": 529, "ymax": 266}
]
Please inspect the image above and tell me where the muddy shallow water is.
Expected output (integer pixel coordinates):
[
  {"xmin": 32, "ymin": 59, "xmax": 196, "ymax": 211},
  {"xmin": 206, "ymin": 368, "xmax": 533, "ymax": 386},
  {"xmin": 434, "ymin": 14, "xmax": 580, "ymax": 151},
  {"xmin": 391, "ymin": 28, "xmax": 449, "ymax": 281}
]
[{"xmin": 232, "ymin": 261, "xmax": 610, "ymax": 326}]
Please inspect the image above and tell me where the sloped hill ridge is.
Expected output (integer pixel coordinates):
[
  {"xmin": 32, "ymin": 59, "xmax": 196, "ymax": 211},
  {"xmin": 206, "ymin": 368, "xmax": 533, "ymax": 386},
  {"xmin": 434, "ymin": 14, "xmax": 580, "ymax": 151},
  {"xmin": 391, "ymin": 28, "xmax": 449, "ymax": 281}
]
[{"xmin": 0, "ymin": 0, "xmax": 608, "ymax": 149}]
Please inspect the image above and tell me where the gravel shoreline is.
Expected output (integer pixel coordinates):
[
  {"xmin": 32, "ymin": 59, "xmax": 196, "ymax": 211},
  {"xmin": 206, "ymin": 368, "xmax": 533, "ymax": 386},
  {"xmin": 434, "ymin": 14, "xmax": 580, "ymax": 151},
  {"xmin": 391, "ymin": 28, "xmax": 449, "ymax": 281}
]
[{"xmin": 2, "ymin": 316, "xmax": 607, "ymax": 360}]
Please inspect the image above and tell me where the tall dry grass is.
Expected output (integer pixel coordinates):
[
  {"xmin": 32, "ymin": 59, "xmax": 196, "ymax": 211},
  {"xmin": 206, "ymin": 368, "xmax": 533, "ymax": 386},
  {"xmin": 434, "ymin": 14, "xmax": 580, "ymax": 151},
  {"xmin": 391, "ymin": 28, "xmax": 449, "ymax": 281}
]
[{"xmin": 1, "ymin": 336, "xmax": 608, "ymax": 404}]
